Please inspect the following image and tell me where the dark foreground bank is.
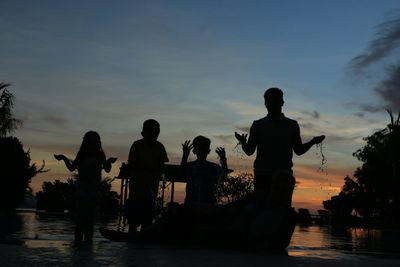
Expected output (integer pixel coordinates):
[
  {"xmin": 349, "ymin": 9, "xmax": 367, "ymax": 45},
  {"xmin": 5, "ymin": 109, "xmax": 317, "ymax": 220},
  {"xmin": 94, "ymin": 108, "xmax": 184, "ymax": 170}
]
[{"xmin": 1, "ymin": 239, "xmax": 400, "ymax": 267}]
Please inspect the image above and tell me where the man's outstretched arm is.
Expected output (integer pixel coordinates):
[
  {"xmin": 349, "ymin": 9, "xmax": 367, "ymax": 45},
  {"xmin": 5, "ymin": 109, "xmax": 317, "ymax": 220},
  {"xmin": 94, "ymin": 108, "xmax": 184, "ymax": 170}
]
[{"xmin": 293, "ymin": 135, "xmax": 325, "ymax": 156}]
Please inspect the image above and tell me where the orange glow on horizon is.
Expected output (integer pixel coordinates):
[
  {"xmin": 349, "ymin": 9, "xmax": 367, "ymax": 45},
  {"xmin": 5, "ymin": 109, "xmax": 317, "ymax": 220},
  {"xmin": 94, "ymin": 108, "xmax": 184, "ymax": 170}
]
[{"xmin": 30, "ymin": 156, "xmax": 355, "ymax": 213}]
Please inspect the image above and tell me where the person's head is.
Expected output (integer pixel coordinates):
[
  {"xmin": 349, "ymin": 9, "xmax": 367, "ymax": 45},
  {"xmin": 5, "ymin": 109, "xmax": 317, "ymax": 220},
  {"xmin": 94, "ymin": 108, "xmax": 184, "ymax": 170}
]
[
  {"xmin": 192, "ymin": 135, "xmax": 211, "ymax": 160},
  {"xmin": 264, "ymin": 87, "xmax": 284, "ymax": 114},
  {"xmin": 80, "ymin": 131, "xmax": 102, "ymax": 154},
  {"xmin": 141, "ymin": 119, "xmax": 160, "ymax": 143}
]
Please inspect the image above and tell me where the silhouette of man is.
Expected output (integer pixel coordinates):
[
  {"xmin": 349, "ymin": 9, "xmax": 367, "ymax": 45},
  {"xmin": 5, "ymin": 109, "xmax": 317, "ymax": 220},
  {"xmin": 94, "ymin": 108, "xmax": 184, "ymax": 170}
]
[{"xmin": 235, "ymin": 87, "xmax": 325, "ymax": 205}]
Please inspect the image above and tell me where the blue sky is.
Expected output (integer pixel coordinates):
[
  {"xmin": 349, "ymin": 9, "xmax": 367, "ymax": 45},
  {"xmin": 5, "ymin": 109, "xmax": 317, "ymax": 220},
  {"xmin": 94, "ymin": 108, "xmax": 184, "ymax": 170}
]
[{"xmin": 1, "ymin": 0, "xmax": 400, "ymax": 211}]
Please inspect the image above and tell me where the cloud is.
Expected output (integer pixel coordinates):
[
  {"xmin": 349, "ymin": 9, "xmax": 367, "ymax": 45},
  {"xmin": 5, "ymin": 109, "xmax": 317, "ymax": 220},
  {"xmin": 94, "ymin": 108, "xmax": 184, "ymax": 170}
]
[
  {"xmin": 43, "ymin": 115, "xmax": 69, "ymax": 125},
  {"xmin": 325, "ymin": 133, "xmax": 362, "ymax": 143},
  {"xmin": 353, "ymin": 112, "xmax": 365, "ymax": 117},
  {"xmin": 301, "ymin": 110, "xmax": 320, "ymax": 120},
  {"xmin": 375, "ymin": 64, "xmax": 400, "ymax": 111},
  {"xmin": 350, "ymin": 14, "xmax": 400, "ymax": 112},
  {"xmin": 351, "ymin": 17, "xmax": 400, "ymax": 72},
  {"xmin": 344, "ymin": 102, "xmax": 384, "ymax": 113}
]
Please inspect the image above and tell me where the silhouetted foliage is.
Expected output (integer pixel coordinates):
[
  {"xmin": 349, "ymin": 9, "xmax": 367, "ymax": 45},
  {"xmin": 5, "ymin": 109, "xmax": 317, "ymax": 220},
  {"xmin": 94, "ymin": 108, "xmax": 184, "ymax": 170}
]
[
  {"xmin": 323, "ymin": 111, "xmax": 400, "ymax": 226},
  {"xmin": 0, "ymin": 82, "xmax": 21, "ymax": 137},
  {"xmin": 36, "ymin": 178, "xmax": 120, "ymax": 215},
  {"xmin": 0, "ymin": 82, "xmax": 44, "ymax": 212},
  {"xmin": 0, "ymin": 137, "xmax": 45, "ymax": 211},
  {"xmin": 217, "ymin": 173, "xmax": 254, "ymax": 204},
  {"xmin": 99, "ymin": 177, "xmax": 120, "ymax": 215},
  {"xmin": 36, "ymin": 179, "xmax": 75, "ymax": 212}
]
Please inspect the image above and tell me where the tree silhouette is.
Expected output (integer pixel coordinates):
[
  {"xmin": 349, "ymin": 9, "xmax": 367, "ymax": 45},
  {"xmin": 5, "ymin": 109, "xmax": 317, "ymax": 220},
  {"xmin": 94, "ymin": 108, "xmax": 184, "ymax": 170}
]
[
  {"xmin": 0, "ymin": 82, "xmax": 44, "ymax": 212},
  {"xmin": 36, "ymin": 177, "xmax": 120, "ymax": 215},
  {"xmin": 217, "ymin": 173, "xmax": 254, "ymax": 204},
  {"xmin": 323, "ymin": 111, "xmax": 400, "ymax": 226},
  {"xmin": 0, "ymin": 82, "xmax": 21, "ymax": 137},
  {"xmin": 99, "ymin": 177, "xmax": 120, "ymax": 215},
  {"xmin": 36, "ymin": 179, "xmax": 75, "ymax": 212},
  {"xmin": 0, "ymin": 137, "xmax": 45, "ymax": 211}
]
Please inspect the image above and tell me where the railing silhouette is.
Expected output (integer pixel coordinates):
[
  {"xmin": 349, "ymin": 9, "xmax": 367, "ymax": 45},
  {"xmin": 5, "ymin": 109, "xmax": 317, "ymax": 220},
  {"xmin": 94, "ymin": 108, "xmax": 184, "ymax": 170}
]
[{"xmin": 114, "ymin": 163, "xmax": 187, "ymax": 217}]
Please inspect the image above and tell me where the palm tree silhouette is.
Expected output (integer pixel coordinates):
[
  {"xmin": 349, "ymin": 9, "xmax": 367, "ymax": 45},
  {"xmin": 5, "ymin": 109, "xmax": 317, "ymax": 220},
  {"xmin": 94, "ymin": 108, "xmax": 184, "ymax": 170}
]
[{"xmin": 0, "ymin": 82, "xmax": 22, "ymax": 137}]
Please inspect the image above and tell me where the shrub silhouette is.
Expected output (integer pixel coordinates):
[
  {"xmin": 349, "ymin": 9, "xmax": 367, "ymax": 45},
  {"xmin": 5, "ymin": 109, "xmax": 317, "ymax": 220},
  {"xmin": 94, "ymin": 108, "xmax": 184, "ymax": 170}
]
[
  {"xmin": 0, "ymin": 137, "xmax": 44, "ymax": 211},
  {"xmin": 324, "ymin": 111, "xmax": 400, "ymax": 227},
  {"xmin": 217, "ymin": 173, "xmax": 254, "ymax": 204},
  {"xmin": 36, "ymin": 177, "xmax": 120, "ymax": 215}
]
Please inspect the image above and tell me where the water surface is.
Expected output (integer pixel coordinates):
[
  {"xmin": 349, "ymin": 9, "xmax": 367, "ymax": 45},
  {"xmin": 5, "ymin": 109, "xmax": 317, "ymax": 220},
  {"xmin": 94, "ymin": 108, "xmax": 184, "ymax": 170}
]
[{"xmin": 1, "ymin": 212, "xmax": 400, "ymax": 266}]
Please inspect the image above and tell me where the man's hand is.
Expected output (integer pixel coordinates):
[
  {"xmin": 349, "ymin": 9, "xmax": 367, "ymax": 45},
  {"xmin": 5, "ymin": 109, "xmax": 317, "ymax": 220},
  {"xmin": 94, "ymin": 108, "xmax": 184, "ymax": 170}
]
[
  {"xmin": 313, "ymin": 135, "xmax": 325, "ymax": 145},
  {"xmin": 234, "ymin": 132, "xmax": 248, "ymax": 144},
  {"xmin": 216, "ymin": 147, "xmax": 226, "ymax": 161},
  {"xmin": 54, "ymin": 154, "xmax": 65, "ymax": 161}
]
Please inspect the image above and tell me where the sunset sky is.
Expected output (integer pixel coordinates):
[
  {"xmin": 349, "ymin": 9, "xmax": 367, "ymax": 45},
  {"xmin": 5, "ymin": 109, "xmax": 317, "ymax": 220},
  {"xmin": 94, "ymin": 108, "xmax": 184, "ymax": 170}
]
[{"xmin": 2, "ymin": 1, "xmax": 400, "ymax": 212}]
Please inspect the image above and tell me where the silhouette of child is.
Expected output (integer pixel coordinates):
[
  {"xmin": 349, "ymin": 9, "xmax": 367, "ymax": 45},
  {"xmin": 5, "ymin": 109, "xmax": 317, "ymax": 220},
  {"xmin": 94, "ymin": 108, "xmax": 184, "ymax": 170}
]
[
  {"xmin": 127, "ymin": 119, "xmax": 168, "ymax": 232},
  {"xmin": 181, "ymin": 136, "xmax": 228, "ymax": 205},
  {"xmin": 54, "ymin": 131, "xmax": 117, "ymax": 243},
  {"xmin": 112, "ymin": 136, "xmax": 228, "ymax": 243}
]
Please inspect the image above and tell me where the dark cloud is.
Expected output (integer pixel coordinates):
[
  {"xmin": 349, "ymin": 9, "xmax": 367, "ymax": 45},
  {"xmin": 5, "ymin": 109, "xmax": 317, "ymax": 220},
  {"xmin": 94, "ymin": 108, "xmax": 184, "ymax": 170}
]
[
  {"xmin": 326, "ymin": 134, "xmax": 362, "ymax": 142},
  {"xmin": 351, "ymin": 17, "xmax": 400, "ymax": 72},
  {"xmin": 301, "ymin": 110, "xmax": 320, "ymax": 120},
  {"xmin": 359, "ymin": 103, "xmax": 384, "ymax": 113},
  {"xmin": 375, "ymin": 64, "xmax": 400, "ymax": 111},
  {"xmin": 353, "ymin": 112, "xmax": 365, "ymax": 117},
  {"xmin": 350, "ymin": 15, "xmax": 400, "ymax": 112},
  {"xmin": 344, "ymin": 102, "xmax": 384, "ymax": 113},
  {"xmin": 43, "ymin": 115, "xmax": 69, "ymax": 125},
  {"xmin": 301, "ymin": 132, "xmax": 361, "ymax": 143},
  {"xmin": 294, "ymin": 111, "xmax": 321, "ymax": 131}
]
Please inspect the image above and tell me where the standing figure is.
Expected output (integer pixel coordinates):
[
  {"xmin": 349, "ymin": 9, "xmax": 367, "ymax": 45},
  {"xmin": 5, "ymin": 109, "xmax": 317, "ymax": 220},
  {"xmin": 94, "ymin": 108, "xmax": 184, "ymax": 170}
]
[
  {"xmin": 235, "ymin": 87, "xmax": 325, "ymax": 205},
  {"xmin": 127, "ymin": 119, "xmax": 169, "ymax": 232},
  {"xmin": 54, "ymin": 131, "xmax": 117, "ymax": 243}
]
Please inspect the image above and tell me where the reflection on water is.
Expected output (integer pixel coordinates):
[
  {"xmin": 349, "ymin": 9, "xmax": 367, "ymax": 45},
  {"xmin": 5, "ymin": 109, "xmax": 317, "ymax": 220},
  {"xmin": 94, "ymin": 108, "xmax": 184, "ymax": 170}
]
[
  {"xmin": 1, "ymin": 212, "xmax": 400, "ymax": 265},
  {"xmin": 290, "ymin": 224, "xmax": 400, "ymax": 259},
  {"xmin": 3, "ymin": 211, "xmax": 120, "ymax": 242}
]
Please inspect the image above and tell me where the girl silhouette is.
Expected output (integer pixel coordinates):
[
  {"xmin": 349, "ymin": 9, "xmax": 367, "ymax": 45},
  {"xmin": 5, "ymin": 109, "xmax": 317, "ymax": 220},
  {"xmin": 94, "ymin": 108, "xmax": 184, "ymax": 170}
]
[{"xmin": 54, "ymin": 131, "xmax": 117, "ymax": 243}]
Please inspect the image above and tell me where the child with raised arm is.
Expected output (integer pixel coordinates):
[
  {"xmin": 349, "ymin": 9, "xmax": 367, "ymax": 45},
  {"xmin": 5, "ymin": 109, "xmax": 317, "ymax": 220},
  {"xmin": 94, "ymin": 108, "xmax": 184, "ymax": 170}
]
[
  {"xmin": 181, "ymin": 135, "xmax": 228, "ymax": 205},
  {"xmin": 54, "ymin": 131, "xmax": 117, "ymax": 243},
  {"xmin": 127, "ymin": 119, "xmax": 169, "ymax": 232}
]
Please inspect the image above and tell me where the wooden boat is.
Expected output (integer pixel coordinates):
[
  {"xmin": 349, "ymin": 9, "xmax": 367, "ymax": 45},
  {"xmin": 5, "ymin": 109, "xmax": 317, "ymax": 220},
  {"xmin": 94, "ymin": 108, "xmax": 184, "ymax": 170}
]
[{"xmin": 100, "ymin": 206, "xmax": 296, "ymax": 250}]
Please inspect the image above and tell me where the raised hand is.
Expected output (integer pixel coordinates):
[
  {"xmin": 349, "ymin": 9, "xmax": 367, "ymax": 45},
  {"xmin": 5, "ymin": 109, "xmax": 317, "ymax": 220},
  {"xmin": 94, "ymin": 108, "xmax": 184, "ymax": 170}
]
[
  {"xmin": 313, "ymin": 135, "xmax": 325, "ymax": 144},
  {"xmin": 234, "ymin": 132, "xmax": 248, "ymax": 144},
  {"xmin": 181, "ymin": 140, "xmax": 193, "ymax": 165},
  {"xmin": 216, "ymin": 147, "xmax": 226, "ymax": 161},
  {"xmin": 182, "ymin": 140, "xmax": 193, "ymax": 155}
]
